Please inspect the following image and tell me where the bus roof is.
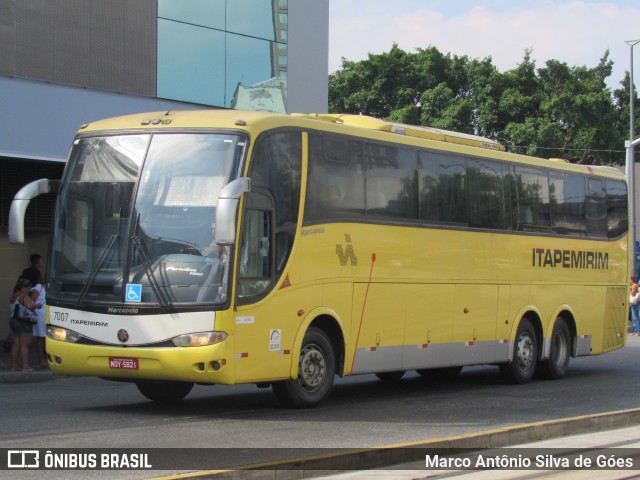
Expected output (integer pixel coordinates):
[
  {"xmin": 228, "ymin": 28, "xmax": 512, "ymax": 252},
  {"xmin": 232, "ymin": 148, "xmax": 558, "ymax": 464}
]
[
  {"xmin": 80, "ymin": 110, "xmax": 502, "ymax": 152},
  {"xmin": 293, "ymin": 113, "xmax": 506, "ymax": 152},
  {"xmin": 77, "ymin": 109, "xmax": 625, "ymax": 179}
]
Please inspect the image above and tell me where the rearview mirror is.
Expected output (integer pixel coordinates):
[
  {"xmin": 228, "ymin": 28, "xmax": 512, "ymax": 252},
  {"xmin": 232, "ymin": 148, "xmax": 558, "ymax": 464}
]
[
  {"xmin": 9, "ymin": 179, "xmax": 59, "ymax": 244},
  {"xmin": 215, "ymin": 177, "xmax": 251, "ymax": 245}
]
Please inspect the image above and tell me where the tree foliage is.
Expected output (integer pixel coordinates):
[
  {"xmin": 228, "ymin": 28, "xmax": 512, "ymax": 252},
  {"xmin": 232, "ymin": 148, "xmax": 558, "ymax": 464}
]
[{"xmin": 329, "ymin": 45, "xmax": 639, "ymax": 165}]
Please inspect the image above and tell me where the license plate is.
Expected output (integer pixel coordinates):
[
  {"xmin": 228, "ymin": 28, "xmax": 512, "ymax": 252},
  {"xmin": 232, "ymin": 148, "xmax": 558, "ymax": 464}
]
[{"xmin": 109, "ymin": 356, "xmax": 139, "ymax": 370}]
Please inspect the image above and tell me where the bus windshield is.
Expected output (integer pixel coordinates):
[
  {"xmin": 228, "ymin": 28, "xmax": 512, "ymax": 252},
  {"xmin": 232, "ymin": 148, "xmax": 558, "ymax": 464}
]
[{"xmin": 49, "ymin": 132, "xmax": 245, "ymax": 308}]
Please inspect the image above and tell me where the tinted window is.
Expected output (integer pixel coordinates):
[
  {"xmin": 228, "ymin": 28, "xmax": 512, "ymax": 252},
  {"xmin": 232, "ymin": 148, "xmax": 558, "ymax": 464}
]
[
  {"xmin": 305, "ymin": 134, "xmax": 365, "ymax": 223},
  {"xmin": 550, "ymin": 172, "xmax": 586, "ymax": 236},
  {"xmin": 419, "ymin": 151, "xmax": 467, "ymax": 226},
  {"xmin": 303, "ymin": 132, "xmax": 626, "ymax": 241},
  {"xmin": 250, "ymin": 131, "xmax": 301, "ymax": 274},
  {"xmin": 467, "ymin": 158, "xmax": 507, "ymax": 229},
  {"xmin": 586, "ymin": 178, "xmax": 607, "ymax": 238},
  {"xmin": 365, "ymin": 144, "xmax": 418, "ymax": 220},
  {"xmin": 606, "ymin": 180, "xmax": 628, "ymax": 239},
  {"xmin": 512, "ymin": 166, "xmax": 550, "ymax": 232}
]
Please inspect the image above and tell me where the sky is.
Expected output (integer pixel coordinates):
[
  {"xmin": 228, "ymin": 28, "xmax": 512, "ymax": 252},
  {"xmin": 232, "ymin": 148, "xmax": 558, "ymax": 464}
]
[{"xmin": 329, "ymin": 0, "xmax": 640, "ymax": 91}]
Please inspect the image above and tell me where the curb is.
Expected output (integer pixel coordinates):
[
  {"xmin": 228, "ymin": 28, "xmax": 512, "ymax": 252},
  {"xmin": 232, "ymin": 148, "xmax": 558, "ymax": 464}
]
[{"xmin": 151, "ymin": 408, "xmax": 640, "ymax": 480}]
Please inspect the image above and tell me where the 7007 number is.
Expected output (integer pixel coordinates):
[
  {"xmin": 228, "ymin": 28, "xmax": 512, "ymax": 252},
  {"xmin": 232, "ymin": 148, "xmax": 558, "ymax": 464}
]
[{"xmin": 52, "ymin": 311, "xmax": 69, "ymax": 322}]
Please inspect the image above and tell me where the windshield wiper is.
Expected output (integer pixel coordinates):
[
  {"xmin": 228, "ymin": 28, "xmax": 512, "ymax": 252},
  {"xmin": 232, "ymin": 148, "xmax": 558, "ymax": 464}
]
[
  {"xmin": 76, "ymin": 234, "xmax": 119, "ymax": 307},
  {"xmin": 132, "ymin": 213, "xmax": 172, "ymax": 311}
]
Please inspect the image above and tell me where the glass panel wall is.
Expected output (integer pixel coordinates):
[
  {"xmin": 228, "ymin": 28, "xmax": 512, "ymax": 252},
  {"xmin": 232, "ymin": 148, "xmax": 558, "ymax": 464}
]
[
  {"xmin": 157, "ymin": 19, "xmax": 226, "ymax": 106},
  {"xmin": 158, "ymin": 0, "xmax": 288, "ymax": 112}
]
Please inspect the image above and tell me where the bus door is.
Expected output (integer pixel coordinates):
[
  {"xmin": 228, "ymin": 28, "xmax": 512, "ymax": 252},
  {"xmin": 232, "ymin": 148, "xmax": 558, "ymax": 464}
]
[{"xmin": 233, "ymin": 194, "xmax": 293, "ymax": 382}]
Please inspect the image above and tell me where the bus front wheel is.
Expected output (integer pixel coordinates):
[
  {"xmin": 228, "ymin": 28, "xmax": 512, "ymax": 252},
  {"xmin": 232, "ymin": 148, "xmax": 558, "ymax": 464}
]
[
  {"xmin": 136, "ymin": 380, "xmax": 194, "ymax": 403},
  {"xmin": 536, "ymin": 317, "xmax": 571, "ymax": 379},
  {"xmin": 272, "ymin": 327, "xmax": 336, "ymax": 408},
  {"xmin": 499, "ymin": 318, "xmax": 538, "ymax": 384}
]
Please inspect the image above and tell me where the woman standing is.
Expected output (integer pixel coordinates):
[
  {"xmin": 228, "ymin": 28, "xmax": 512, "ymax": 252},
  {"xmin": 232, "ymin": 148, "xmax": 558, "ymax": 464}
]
[
  {"xmin": 630, "ymin": 280, "xmax": 640, "ymax": 336},
  {"xmin": 9, "ymin": 278, "xmax": 39, "ymax": 371},
  {"xmin": 30, "ymin": 276, "xmax": 47, "ymax": 368}
]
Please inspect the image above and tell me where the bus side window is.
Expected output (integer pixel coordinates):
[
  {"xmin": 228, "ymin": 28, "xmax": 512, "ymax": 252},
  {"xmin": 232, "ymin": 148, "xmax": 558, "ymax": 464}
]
[
  {"xmin": 238, "ymin": 206, "xmax": 273, "ymax": 303},
  {"xmin": 606, "ymin": 180, "xmax": 628, "ymax": 239},
  {"xmin": 550, "ymin": 172, "xmax": 586, "ymax": 236},
  {"xmin": 249, "ymin": 131, "xmax": 301, "ymax": 277},
  {"xmin": 512, "ymin": 165, "xmax": 550, "ymax": 232},
  {"xmin": 418, "ymin": 151, "xmax": 467, "ymax": 226},
  {"xmin": 467, "ymin": 158, "xmax": 507, "ymax": 230},
  {"xmin": 305, "ymin": 134, "xmax": 364, "ymax": 223},
  {"xmin": 586, "ymin": 178, "xmax": 607, "ymax": 238},
  {"xmin": 517, "ymin": 206, "xmax": 533, "ymax": 229}
]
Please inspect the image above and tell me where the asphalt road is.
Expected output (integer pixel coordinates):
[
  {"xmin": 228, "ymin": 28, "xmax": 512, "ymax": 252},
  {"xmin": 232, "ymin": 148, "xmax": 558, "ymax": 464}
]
[{"xmin": 2, "ymin": 336, "xmax": 640, "ymax": 479}]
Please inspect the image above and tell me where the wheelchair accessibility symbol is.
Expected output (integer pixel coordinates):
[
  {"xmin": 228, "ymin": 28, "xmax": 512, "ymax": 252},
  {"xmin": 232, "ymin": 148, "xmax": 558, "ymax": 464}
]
[{"xmin": 126, "ymin": 284, "xmax": 142, "ymax": 303}]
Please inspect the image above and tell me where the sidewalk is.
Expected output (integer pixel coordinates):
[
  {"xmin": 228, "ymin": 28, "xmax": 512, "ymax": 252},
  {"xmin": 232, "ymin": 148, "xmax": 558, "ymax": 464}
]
[
  {"xmin": 227, "ymin": 411, "xmax": 640, "ymax": 480},
  {"xmin": 304, "ymin": 423, "xmax": 640, "ymax": 479},
  {"xmin": 149, "ymin": 410, "xmax": 640, "ymax": 480},
  {"xmin": 0, "ymin": 339, "xmax": 56, "ymax": 383}
]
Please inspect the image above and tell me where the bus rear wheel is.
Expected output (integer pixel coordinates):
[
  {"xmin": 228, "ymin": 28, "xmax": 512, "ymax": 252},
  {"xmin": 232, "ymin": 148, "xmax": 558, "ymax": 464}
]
[
  {"xmin": 499, "ymin": 318, "xmax": 538, "ymax": 384},
  {"xmin": 136, "ymin": 380, "xmax": 194, "ymax": 403},
  {"xmin": 272, "ymin": 327, "xmax": 335, "ymax": 408},
  {"xmin": 536, "ymin": 317, "xmax": 571, "ymax": 379}
]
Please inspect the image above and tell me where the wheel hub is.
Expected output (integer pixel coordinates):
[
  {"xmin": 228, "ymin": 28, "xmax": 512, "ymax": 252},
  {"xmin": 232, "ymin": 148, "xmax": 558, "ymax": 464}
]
[
  {"xmin": 553, "ymin": 331, "xmax": 568, "ymax": 366},
  {"xmin": 298, "ymin": 344, "xmax": 326, "ymax": 390},
  {"xmin": 517, "ymin": 334, "xmax": 535, "ymax": 368}
]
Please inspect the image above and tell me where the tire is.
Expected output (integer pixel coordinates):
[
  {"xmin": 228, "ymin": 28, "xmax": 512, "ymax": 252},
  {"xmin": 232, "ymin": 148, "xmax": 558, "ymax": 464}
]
[
  {"xmin": 416, "ymin": 366, "xmax": 463, "ymax": 379},
  {"xmin": 375, "ymin": 370, "xmax": 406, "ymax": 382},
  {"xmin": 536, "ymin": 317, "xmax": 571, "ymax": 379},
  {"xmin": 136, "ymin": 380, "xmax": 194, "ymax": 403},
  {"xmin": 272, "ymin": 327, "xmax": 336, "ymax": 408},
  {"xmin": 499, "ymin": 318, "xmax": 538, "ymax": 384}
]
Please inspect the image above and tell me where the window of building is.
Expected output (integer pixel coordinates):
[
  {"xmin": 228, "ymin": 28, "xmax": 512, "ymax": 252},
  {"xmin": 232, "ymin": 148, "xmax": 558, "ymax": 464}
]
[
  {"xmin": 157, "ymin": 19, "xmax": 226, "ymax": 106},
  {"xmin": 227, "ymin": 0, "xmax": 277, "ymax": 41},
  {"xmin": 157, "ymin": 0, "xmax": 288, "ymax": 111},
  {"xmin": 158, "ymin": 0, "xmax": 225, "ymax": 30}
]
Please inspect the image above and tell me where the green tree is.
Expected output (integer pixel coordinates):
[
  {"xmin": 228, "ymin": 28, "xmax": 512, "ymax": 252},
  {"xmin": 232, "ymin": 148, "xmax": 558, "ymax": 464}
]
[
  {"xmin": 329, "ymin": 43, "xmax": 417, "ymax": 118},
  {"xmin": 329, "ymin": 45, "xmax": 628, "ymax": 165}
]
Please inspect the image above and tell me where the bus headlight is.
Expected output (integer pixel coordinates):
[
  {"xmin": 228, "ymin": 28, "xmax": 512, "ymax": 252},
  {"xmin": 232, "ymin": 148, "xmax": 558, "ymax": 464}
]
[
  {"xmin": 47, "ymin": 326, "xmax": 82, "ymax": 343},
  {"xmin": 172, "ymin": 331, "xmax": 228, "ymax": 347}
]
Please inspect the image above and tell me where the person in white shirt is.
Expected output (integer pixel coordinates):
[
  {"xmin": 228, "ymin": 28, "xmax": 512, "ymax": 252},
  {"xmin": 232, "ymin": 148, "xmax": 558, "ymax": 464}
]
[{"xmin": 30, "ymin": 277, "xmax": 47, "ymax": 368}]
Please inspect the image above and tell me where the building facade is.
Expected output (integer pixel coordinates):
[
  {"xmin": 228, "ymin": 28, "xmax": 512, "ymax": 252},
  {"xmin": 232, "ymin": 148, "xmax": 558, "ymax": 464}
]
[{"xmin": 0, "ymin": 0, "xmax": 328, "ymax": 337}]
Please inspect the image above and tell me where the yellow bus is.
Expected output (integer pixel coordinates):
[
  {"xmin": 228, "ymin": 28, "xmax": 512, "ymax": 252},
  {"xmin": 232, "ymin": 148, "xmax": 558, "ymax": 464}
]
[{"xmin": 10, "ymin": 110, "xmax": 630, "ymax": 407}]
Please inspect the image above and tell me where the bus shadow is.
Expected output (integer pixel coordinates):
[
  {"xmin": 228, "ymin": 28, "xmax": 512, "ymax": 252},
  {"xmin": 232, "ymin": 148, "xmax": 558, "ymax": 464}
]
[
  {"xmin": 77, "ymin": 372, "xmax": 479, "ymax": 417},
  {"xmin": 79, "ymin": 362, "xmax": 611, "ymax": 421}
]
